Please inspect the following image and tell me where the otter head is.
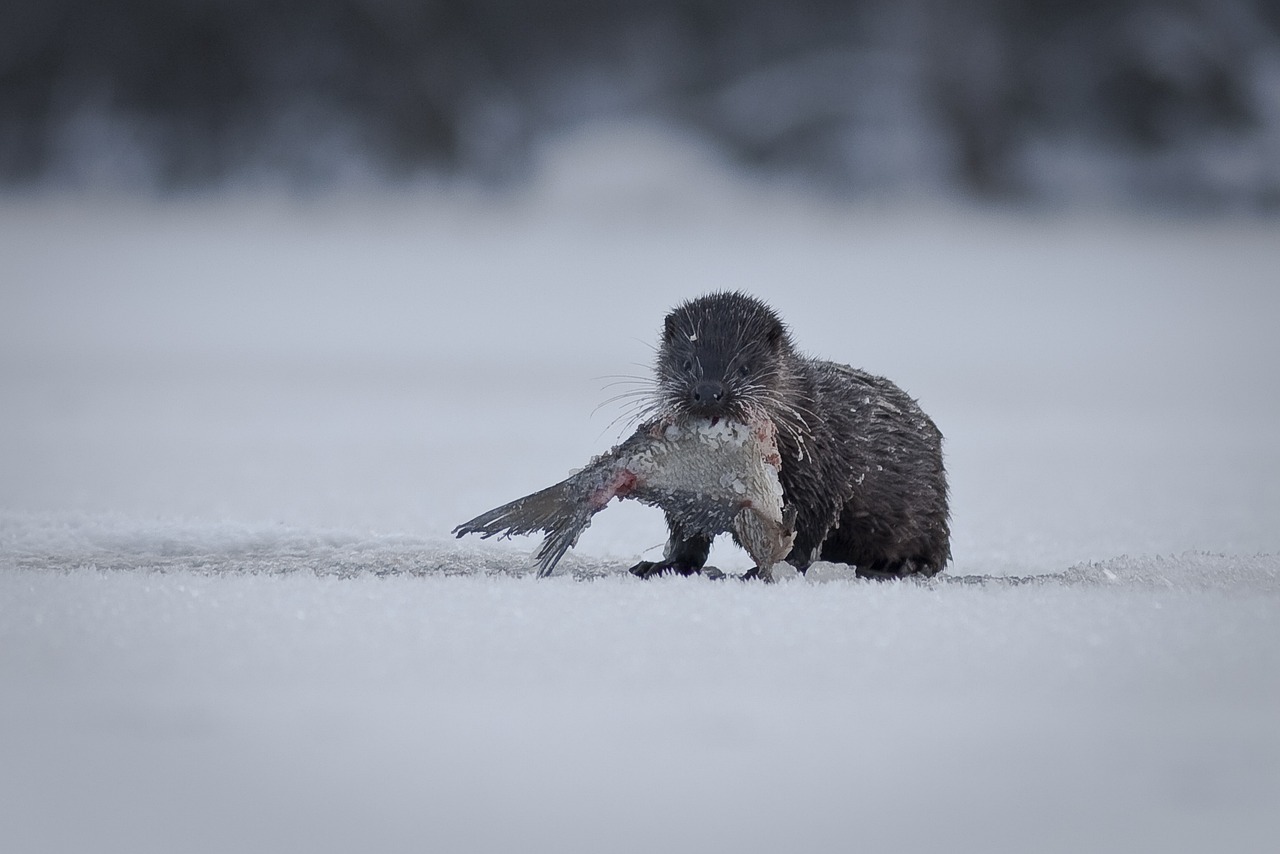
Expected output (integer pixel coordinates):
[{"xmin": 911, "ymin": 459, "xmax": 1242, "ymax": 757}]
[{"xmin": 656, "ymin": 291, "xmax": 793, "ymax": 422}]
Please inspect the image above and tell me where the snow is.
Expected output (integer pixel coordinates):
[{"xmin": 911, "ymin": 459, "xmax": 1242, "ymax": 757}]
[{"xmin": 3, "ymin": 125, "xmax": 1280, "ymax": 853}]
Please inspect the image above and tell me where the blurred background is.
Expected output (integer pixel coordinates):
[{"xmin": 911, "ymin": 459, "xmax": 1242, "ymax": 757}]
[{"xmin": 3, "ymin": 0, "xmax": 1280, "ymax": 207}]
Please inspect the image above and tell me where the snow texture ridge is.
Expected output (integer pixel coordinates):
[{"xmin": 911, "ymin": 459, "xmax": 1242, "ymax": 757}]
[{"xmin": 5, "ymin": 514, "xmax": 1279, "ymax": 593}]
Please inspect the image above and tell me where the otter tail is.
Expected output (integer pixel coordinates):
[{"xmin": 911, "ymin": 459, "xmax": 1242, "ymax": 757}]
[{"xmin": 453, "ymin": 480, "xmax": 595, "ymax": 577}]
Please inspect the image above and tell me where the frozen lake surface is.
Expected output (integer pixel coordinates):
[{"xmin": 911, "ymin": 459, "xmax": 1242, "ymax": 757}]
[{"xmin": 3, "ymin": 132, "xmax": 1279, "ymax": 852}]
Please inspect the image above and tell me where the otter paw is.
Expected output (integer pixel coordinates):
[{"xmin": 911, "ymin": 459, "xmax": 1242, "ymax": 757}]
[
  {"xmin": 737, "ymin": 566, "xmax": 776, "ymax": 582},
  {"xmin": 855, "ymin": 558, "xmax": 936, "ymax": 580},
  {"xmin": 629, "ymin": 561, "xmax": 722, "ymax": 580}
]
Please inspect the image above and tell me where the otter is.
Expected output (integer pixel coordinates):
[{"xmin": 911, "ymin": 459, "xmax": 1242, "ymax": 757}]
[{"xmin": 629, "ymin": 291, "xmax": 950, "ymax": 580}]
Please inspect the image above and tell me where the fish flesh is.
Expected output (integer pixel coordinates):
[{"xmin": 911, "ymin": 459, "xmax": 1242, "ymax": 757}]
[{"xmin": 453, "ymin": 412, "xmax": 796, "ymax": 578}]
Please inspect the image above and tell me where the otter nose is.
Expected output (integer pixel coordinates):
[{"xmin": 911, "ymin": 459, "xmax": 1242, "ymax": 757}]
[{"xmin": 692, "ymin": 380, "xmax": 725, "ymax": 406}]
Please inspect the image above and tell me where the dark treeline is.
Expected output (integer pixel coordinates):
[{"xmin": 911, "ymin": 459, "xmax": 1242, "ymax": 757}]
[{"xmin": 2, "ymin": 0, "xmax": 1278, "ymax": 206}]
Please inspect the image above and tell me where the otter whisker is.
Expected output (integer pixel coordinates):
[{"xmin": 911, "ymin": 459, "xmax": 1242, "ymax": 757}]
[
  {"xmin": 592, "ymin": 388, "xmax": 655, "ymax": 408},
  {"xmin": 593, "ymin": 394, "xmax": 659, "ymax": 423},
  {"xmin": 597, "ymin": 399, "xmax": 662, "ymax": 441},
  {"xmin": 595, "ymin": 374, "xmax": 657, "ymax": 391}
]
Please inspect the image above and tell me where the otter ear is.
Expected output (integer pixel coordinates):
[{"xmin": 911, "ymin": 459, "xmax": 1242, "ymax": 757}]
[
  {"xmin": 767, "ymin": 323, "xmax": 785, "ymax": 351},
  {"xmin": 663, "ymin": 315, "xmax": 679, "ymax": 344}
]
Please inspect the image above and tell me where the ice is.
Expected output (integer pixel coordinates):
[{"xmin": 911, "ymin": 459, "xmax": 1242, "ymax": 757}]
[{"xmin": 2, "ymin": 126, "xmax": 1280, "ymax": 853}]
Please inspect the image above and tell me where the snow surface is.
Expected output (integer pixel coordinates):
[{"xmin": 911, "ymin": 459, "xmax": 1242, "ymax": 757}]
[{"xmin": 3, "ymin": 126, "xmax": 1280, "ymax": 853}]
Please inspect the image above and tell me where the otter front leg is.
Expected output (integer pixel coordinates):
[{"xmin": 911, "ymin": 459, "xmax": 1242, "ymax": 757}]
[{"xmin": 629, "ymin": 526, "xmax": 717, "ymax": 579}]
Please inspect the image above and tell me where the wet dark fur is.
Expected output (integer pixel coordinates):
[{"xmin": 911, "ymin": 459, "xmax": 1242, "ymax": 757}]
[{"xmin": 647, "ymin": 291, "xmax": 950, "ymax": 579}]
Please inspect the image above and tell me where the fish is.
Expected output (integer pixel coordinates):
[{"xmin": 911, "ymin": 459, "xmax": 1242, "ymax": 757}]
[{"xmin": 452, "ymin": 412, "xmax": 796, "ymax": 578}]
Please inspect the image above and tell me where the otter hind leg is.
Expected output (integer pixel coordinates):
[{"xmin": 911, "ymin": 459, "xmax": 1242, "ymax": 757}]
[
  {"xmin": 820, "ymin": 528, "xmax": 945, "ymax": 580},
  {"xmin": 854, "ymin": 557, "xmax": 933, "ymax": 580}
]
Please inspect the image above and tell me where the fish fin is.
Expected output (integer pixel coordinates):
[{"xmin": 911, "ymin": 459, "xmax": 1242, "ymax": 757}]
[{"xmin": 732, "ymin": 503, "xmax": 797, "ymax": 570}]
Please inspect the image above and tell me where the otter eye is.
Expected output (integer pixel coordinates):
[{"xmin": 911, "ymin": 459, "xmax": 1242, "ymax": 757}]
[
  {"xmin": 738, "ymin": 364, "xmax": 751, "ymax": 377},
  {"xmin": 682, "ymin": 359, "xmax": 694, "ymax": 372}
]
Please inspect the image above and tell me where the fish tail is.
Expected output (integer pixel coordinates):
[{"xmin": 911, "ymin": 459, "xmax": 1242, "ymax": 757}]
[
  {"xmin": 532, "ymin": 522, "xmax": 588, "ymax": 578},
  {"xmin": 453, "ymin": 479, "xmax": 593, "ymax": 577},
  {"xmin": 453, "ymin": 480, "xmax": 578, "ymax": 539}
]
